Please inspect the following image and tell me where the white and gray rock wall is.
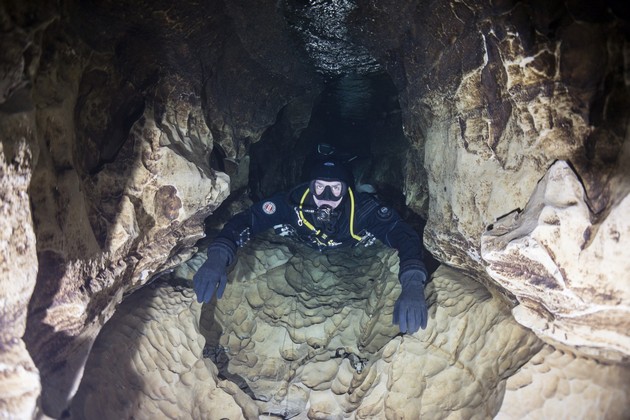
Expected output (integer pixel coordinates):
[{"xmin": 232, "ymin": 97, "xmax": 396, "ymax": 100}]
[
  {"xmin": 1, "ymin": 0, "xmax": 629, "ymax": 419},
  {"xmin": 351, "ymin": 0, "xmax": 630, "ymax": 362}
]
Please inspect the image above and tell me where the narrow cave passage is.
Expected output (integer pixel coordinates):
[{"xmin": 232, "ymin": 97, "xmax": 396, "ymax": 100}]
[
  {"xmin": 3, "ymin": 0, "xmax": 630, "ymax": 419},
  {"xmin": 244, "ymin": 0, "xmax": 419, "ymax": 210},
  {"xmin": 248, "ymin": 71, "xmax": 410, "ymax": 205},
  {"xmin": 245, "ymin": 69, "xmax": 437, "ymax": 275},
  {"xmin": 70, "ymin": 22, "xmax": 441, "ymax": 417}
]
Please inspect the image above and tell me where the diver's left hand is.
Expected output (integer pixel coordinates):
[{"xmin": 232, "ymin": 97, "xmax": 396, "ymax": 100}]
[{"xmin": 393, "ymin": 270, "xmax": 428, "ymax": 334}]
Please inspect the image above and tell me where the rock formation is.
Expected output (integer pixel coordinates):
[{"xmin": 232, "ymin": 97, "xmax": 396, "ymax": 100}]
[
  {"xmin": 482, "ymin": 160, "xmax": 630, "ymax": 362},
  {"xmin": 350, "ymin": 0, "xmax": 630, "ymax": 363},
  {"xmin": 498, "ymin": 345, "xmax": 630, "ymax": 419},
  {"xmin": 69, "ymin": 277, "xmax": 259, "ymax": 420},
  {"xmin": 69, "ymin": 239, "xmax": 630, "ymax": 418},
  {"xmin": 71, "ymin": 239, "xmax": 549, "ymax": 418},
  {"xmin": 0, "ymin": 133, "xmax": 40, "ymax": 418},
  {"xmin": 0, "ymin": 0, "xmax": 629, "ymax": 418}
]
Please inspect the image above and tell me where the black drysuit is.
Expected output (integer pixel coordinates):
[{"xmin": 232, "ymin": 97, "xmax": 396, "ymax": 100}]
[{"xmin": 214, "ymin": 183, "xmax": 428, "ymax": 276}]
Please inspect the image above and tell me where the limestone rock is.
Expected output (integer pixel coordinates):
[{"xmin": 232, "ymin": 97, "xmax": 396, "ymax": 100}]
[
  {"xmin": 347, "ymin": 0, "xmax": 630, "ymax": 365},
  {"xmin": 497, "ymin": 345, "xmax": 630, "ymax": 419},
  {"xmin": 69, "ymin": 282, "xmax": 259, "ymax": 420},
  {"xmin": 14, "ymin": 17, "xmax": 230, "ymax": 415},
  {"xmin": 2, "ymin": 0, "xmax": 629, "ymax": 417},
  {"xmin": 418, "ymin": 11, "xmax": 607, "ymax": 276},
  {"xmin": 3, "ymin": 1, "xmax": 322, "ymax": 414},
  {"xmin": 192, "ymin": 238, "xmax": 542, "ymax": 418},
  {"xmin": 68, "ymin": 236, "xmax": 630, "ymax": 419},
  {"xmin": 70, "ymin": 238, "xmax": 545, "ymax": 418},
  {"xmin": 0, "ymin": 140, "xmax": 40, "ymax": 419},
  {"xmin": 481, "ymin": 160, "xmax": 630, "ymax": 362},
  {"xmin": 24, "ymin": 80, "xmax": 229, "ymax": 415},
  {"xmin": 350, "ymin": 0, "xmax": 628, "ymax": 279}
]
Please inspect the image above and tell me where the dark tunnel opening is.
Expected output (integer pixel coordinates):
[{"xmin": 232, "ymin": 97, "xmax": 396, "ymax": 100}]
[{"xmin": 249, "ymin": 71, "xmax": 408, "ymax": 203}]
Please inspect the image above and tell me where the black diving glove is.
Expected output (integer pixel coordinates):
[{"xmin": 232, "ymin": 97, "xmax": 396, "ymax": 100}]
[
  {"xmin": 193, "ymin": 238, "xmax": 235, "ymax": 303},
  {"xmin": 393, "ymin": 267, "xmax": 428, "ymax": 334}
]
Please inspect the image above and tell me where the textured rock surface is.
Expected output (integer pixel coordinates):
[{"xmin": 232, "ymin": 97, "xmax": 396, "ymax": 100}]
[
  {"xmin": 0, "ymin": 3, "xmax": 230, "ymax": 415},
  {"xmin": 2, "ymin": 0, "xmax": 630, "ymax": 417},
  {"xmin": 1, "ymin": 0, "xmax": 321, "ymax": 416},
  {"xmin": 71, "ymin": 238, "xmax": 545, "ymax": 418},
  {"xmin": 1, "ymin": 3, "xmax": 53, "ymax": 417},
  {"xmin": 23, "ymin": 60, "xmax": 229, "ymax": 415},
  {"xmin": 194, "ymin": 240, "xmax": 542, "ymax": 417},
  {"xmin": 497, "ymin": 345, "xmax": 630, "ymax": 419},
  {"xmin": 0, "ymin": 140, "xmax": 40, "ymax": 418},
  {"xmin": 482, "ymin": 160, "xmax": 630, "ymax": 361},
  {"xmin": 69, "ymin": 281, "xmax": 259, "ymax": 420},
  {"xmin": 351, "ymin": 0, "xmax": 629, "ymax": 273},
  {"xmin": 349, "ymin": 0, "xmax": 630, "ymax": 362}
]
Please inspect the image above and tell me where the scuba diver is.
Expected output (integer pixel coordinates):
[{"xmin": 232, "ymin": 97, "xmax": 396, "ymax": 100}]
[{"xmin": 193, "ymin": 150, "xmax": 429, "ymax": 334}]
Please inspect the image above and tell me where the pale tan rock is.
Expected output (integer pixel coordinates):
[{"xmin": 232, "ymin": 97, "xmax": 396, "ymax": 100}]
[
  {"xmin": 69, "ymin": 282, "xmax": 259, "ymax": 420},
  {"xmin": 2, "ymin": 2, "xmax": 627, "ymax": 419},
  {"xmin": 0, "ymin": 341, "xmax": 41, "ymax": 419},
  {"xmin": 366, "ymin": 266, "xmax": 544, "ymax": 420},
  {"xmin": 0, "ymin": 133, "xmax": 40, "ymax": 417},
  {"xmin": 23, "ymin": 60, "xmax": 230, "ymax": 415},
  {"xmin": 481, "ymin": 160, "xmax": 630, "ymax": 361},
  {"xmin": 497, "ymin": 345, "xmax": 630, "ymax": 419},
  {"xmin": 69, "ymin": 236, "xmax": 630, "ymax": 419},
  {"xmin": 195, "ymin": 239, "xmax": 543, "ymax": 418},
  {"xmin": 387, "ymin": 2, "xmax": 630, "ymax": 367},
  {"xmin": 420, "ymin": 32, "xmax": 592, "ymax": 275}
]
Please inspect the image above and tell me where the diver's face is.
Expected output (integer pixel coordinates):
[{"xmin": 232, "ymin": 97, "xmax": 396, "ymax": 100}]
[{"xmin": 311, "ymin": 179, "xmax": 346, "ymax": 209}]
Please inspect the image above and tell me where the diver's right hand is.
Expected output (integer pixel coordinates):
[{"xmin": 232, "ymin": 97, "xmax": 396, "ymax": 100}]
[{"xmin": 193, "ymin": 239, "xmax": 235, "ymax": 303}]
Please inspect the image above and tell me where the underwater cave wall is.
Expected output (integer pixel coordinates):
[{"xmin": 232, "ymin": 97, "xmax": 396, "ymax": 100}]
[
  {"xmin": 1, "ymin": 0, "xmax": 320, "ymax": 417},
  {"xmin": 347, "ymin": 0, "xmax": 630, "ymax": 360},
  {"xmin": 1, "ymin": 0, "xmax": 630, "ymax": 418}
]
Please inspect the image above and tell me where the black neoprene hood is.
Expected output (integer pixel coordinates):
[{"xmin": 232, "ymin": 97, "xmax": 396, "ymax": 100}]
[{"xmin": 309, "ymin": 160, "xmax": 353, "ymax": 185}]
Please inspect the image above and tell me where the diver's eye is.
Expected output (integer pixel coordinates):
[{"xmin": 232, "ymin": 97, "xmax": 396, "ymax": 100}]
[{"xmin": 315, "ymin": 183, "xmax": 325, "ymax": 193}]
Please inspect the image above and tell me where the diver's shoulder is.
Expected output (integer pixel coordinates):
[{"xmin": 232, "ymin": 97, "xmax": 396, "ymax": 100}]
[{"xmin": 352, "ymin": 187, "xmax": 381, "ymax": 210}]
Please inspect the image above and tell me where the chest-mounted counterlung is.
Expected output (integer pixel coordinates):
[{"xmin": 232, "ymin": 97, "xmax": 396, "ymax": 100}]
[{"xmin": 298, "ymin": 205, "xmax": 338, "ymax": 223}]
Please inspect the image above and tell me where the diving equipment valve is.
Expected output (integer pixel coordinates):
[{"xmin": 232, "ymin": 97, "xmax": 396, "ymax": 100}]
[
  {"xmin": 315, "ymin": 205, "xmax": 334, "ymax": 223},
  {"xmin": 298, "ymin": 205, "xmax": 338, "ymax": 223}
]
